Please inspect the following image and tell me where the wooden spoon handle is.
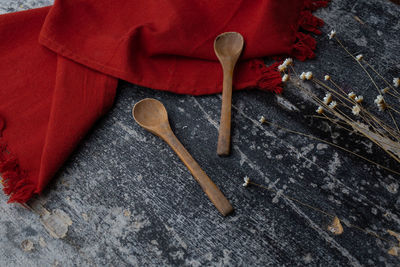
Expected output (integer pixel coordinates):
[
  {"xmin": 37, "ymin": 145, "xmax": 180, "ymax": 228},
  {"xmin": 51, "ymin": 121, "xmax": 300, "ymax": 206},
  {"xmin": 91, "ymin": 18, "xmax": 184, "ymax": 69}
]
[
  {"xmin": 163, "ymin": 131, "xmax": 233, "ymax": 216},
  {"xmin": 217, "ymin": 67, "xmax": 233, "ymax": 156}
]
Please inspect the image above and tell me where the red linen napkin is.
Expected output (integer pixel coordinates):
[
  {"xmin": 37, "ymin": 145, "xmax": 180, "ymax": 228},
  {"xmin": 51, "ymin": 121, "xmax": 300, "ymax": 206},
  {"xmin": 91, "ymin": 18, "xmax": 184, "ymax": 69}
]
[{"xmin": 0, "ymin": 0, "xmax": 329, "ymax": 203}]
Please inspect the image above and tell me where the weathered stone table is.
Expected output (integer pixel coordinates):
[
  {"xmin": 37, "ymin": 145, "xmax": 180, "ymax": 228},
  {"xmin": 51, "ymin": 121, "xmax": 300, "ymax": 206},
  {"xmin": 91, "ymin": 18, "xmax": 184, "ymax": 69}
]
[{"xmin": 1, "ymin": 0, "xmax": 400, "ymax": 266}]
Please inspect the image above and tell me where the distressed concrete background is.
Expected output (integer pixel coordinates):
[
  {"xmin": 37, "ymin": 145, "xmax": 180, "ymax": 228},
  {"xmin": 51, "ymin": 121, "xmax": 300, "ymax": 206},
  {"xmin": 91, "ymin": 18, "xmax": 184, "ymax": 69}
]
[{"xmin": 1, "ymin": 0, "xmax": 400, "ymax": 266}]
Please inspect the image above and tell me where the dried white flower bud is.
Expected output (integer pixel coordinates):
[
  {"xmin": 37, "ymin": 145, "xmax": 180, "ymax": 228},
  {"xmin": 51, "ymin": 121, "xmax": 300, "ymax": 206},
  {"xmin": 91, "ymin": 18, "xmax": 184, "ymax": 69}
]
[
  {"xmin": 243, "ymin": 176, "xmax": 250, "ymax": 187},
  {"xmin": 394, "ymin": 78, "xmax": 400, "ymax": 88},
  {"xmin": 300, "ymin": 72, "xmax": 307, "ymax": 80},
  {"xmin": 278, "ymin": 64, "xmax": 286, "ymax": 72},
  {"xmin": 329, "ymin": 101, "xmax": 338, "ymax": 109},
  {"xmin": 352, "ymin": 105, "xmax": 361, "ymax": 116},
  {"xmin": 259, "ymin": 116, "xmax": 266, "ymax": 123},
  {"xmin": 378, "ymin": 103, "xmax": 387, "ymax": 111},
  {"xmin": 356, "ymin": 54, "xmax": 363, "ymax": 61},
  {"xmin": 283, "ymin": 58, "xmax": 293, "ymax": 66},
  {"xmin": 348, "ymin": 92, "xmax": 356, "ymax": 100},
  {"xmin": 381, "ymin": 87, "xmax": 389, "ymax": 94},
  {"xmin": 374, "ymin": 95, "xmax": 384, "ymax": 105},
  {"xmin": 316, "ymin": 106, "xmax": 324, "ymax": 114},
  {"xmin": 328, "ymin": 30, "xmax": 336, "ymax": 39},
  {"xmin": 323, "ymin": 93, "xmax": 332, "ymax": 105},
  {"xmin": 355, "ymin": 95, "xmax": 363, "ymax": 103},
  {"xmin": 282, "ymin": 74, "xmax": 289, "ymax": 82},
  {"xmin": 324, "ymin": 75, "xmax": 331, "ymax": 81},
  {"xmin": 305, "ymin": 71, "xmax": 313, "ymax": 80}
]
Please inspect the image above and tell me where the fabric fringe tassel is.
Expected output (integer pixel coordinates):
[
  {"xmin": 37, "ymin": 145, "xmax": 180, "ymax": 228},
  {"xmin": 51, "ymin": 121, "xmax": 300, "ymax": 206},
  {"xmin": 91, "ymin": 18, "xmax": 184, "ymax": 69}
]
[
  {"xmin": 252, "ymin": 0, "xmax": 329, "ymax": 92},
  {"xmin": 291, "ymin": 0, "xmax": 330, "ymax": 61},
  {"xmin": 0, "ymin": 117, "xmax": 35, "ymax": 203},
  {"xmin": 251, "ymin": 60, "xmax": 283, "ymax": 94}
]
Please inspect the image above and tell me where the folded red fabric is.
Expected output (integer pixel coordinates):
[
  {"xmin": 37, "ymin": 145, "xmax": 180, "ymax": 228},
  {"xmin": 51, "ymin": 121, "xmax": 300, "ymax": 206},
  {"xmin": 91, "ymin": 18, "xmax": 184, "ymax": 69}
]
[{"xmin": 0, "ymin": 0, "xmax": 329, "ymax": 203}]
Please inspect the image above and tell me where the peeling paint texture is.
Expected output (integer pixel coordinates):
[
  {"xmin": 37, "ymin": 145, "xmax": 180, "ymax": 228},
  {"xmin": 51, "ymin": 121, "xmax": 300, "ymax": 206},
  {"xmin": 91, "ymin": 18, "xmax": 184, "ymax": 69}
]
[{"xmin": 1, "ymin": 0, "xmax": 400, "ymax": 266}]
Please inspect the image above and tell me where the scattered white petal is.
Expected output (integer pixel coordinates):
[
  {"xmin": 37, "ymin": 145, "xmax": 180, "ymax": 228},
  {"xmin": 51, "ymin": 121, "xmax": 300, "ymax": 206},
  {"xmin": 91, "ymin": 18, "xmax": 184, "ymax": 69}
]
[
  {"xmin": 328, "ymin": 30, "xmax": 336, "ymax": 39},
  {"xmin": 305, "ymin": 71, "xmax": 313, "ymax": 80},
  {"xmin": 329, "ymin": 101, "xmax": 338, "ymax": 109},
  {"xmin": 259, "ymin": 116, "xmax": 266, "ymax": 123},
  {"xmin": 316, "ymin": 106, "xmax": 324, "ymax": 114},
  {"xmin": 356, "ymin": 54, "xmax": 363, "ymax": 61},
  {"xmin": 394, "ymin": 78, "xmax": 400, "ymax": 88},
  {"xmin": 300, "ymin": 72, "xmax": 307, "ymax": 80},
  {"xmin": 282, "ymin": 74, "xmax": 290, "ymax": 82},
  {"xmin": 324, "ymin": 75, "xmax": 331, "ymax": 81},
  {"xmin": 355, "ymin": 95, "xmax": 363, "ymax": 103},
  {"xmin": 352, "ymin": 105, "xmax": 361, "ymax": 116},
  {"xmin": 243, "ymin": 176, "xmax": 250, "ymax": 187},
  {"xmin": 348, "ymin": 92, "xmax": 356, "ymax": 100},
  {"xmin": 323, "ymin": 93, "xmax": 332, "ymax": 105}
]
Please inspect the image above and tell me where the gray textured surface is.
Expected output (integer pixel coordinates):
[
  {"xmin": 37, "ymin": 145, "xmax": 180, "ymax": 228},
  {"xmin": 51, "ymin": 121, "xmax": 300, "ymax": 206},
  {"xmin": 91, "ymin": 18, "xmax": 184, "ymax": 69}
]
[{"xmin": 1, "ymin": 0, "xmax": 400, "ymax": 266}]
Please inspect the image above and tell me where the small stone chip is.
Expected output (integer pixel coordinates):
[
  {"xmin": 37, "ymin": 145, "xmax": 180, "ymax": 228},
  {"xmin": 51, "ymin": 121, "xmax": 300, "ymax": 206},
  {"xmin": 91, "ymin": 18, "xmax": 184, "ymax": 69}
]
[
  {"xmin": 82, "ymin": 213, "xmax": 89, "ymax": 221},
  {"xmin": 123, "ymin": 210, "xmax": 131, "ymax": 217},
  {"xmin": 327, "ymin": 216, "xmax": 343, "ymax": 235},
  {"xmin": 21, "ymin": 240, "xmax": 34, "ymax": 252},
  {"xmin": 388, "ymin": 247, "xmax": 400, "ymax": 257},
  {"xmin": 39, "ymin": 237, "xmax": 46, "ymax": 248}
]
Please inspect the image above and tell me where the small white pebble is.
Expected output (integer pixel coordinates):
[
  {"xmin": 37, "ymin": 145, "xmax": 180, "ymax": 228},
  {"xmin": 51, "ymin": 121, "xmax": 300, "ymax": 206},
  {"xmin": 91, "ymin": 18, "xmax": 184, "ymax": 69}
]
[
  {"xmin": 324, "ymin": 75, "xmax": 331, "ymax": 81},
  {"xmin": 348, "ymin": 92, "xmax": 356, "ymax": 100},
  {"xmin": 355, "ymin": 95, "xmax": 363, "ymax": 103},
  {"xmin": 259, "ymin": 116, "xmax": 266, "ymax": 123},
  {"xmin": 323, "ymin": 93, "xmax": 332, "ymax": 105},
  {"xmin": 243, "ymin": 176, "xmax": 250, "ymax": 187},
  {"xmin": 316, "ymin": 106, "xmax": 324, "ymax": 114},
  {"xmin": 282, "ymin": 74, "xmax": 289, "ymax": 82},
  {"xmin": 394, "ymin": 78, "xmax": 400, "ymax": 88},
  {"xmin": 329, "ymin": 101, "xmax": 338, "ymax": 109},
  {"xmin": 305, "ymin": 71, "xmax": 313, "ymax": 80},
  {"xmin": 356, "ymin": 54, "xmax": 363, "ymax": 61},
  {"xmin": 352, "ymin": 105, "xmax": 361, "ymax": 116},
  {"xmin": 328, "ymin": 30, "xmax": 336, "ymax": 39},
  {"xmin": 300, "ymin": 72, "xmax": 306, "ymax": 80}
]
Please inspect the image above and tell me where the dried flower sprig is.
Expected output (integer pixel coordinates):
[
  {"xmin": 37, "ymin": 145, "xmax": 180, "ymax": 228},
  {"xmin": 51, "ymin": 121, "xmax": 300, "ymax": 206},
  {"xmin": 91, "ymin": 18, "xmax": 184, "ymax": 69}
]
[{"xmin": 282, "ymin": 58, "xmax": 400, "ymax": 173}]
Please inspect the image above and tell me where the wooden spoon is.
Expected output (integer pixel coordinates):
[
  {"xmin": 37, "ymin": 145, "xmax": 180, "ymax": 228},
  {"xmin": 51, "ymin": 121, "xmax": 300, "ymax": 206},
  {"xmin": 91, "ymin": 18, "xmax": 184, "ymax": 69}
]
[
  {"xmin": 214, "ymin": 32, "xmax": 244, "ymax": 156},
  {"xmin": 132, "ymin": 98, "xmax": 233, "ymax": 216}
]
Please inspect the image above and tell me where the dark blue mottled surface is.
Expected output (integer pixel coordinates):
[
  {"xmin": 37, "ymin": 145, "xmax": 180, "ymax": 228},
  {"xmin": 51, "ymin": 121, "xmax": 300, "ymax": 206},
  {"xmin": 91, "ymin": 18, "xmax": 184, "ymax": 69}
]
[{"xmin": 1, "ymin": 0, "xmax": 400, "ymax": 266}]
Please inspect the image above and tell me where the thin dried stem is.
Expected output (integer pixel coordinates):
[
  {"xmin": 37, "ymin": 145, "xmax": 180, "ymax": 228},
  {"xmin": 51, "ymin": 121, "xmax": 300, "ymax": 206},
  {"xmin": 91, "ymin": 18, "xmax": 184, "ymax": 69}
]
[{"xmin": 263, "ymin": 119, "xmax": 400, "ymax": 176}]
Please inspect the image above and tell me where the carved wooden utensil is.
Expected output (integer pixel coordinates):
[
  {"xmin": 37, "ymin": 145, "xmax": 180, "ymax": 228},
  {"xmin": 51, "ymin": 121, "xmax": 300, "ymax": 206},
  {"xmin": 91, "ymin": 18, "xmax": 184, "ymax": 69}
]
[
  {"xmin": 132, "ymin": 98, "xmax": 233, "ymax": 216},
  {"xmin": 214, "ymin": 32, "xmax": 244, "ymax": 156}
]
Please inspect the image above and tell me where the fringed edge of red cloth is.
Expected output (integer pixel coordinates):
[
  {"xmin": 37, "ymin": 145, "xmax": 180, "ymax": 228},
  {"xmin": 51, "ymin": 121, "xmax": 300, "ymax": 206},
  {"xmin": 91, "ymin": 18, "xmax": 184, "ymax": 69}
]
[
  {"xmin": 292, "ymin": 0, "xmax": 330, "ymax": 61},
  {"xmin": 0, "ymin": 117, "xmax": 35, "ymax": 203},
  {"xmin": 250, "ymin": 0, "xmax": 329, "ymax": 94}
]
